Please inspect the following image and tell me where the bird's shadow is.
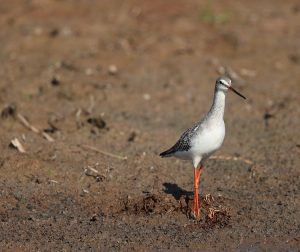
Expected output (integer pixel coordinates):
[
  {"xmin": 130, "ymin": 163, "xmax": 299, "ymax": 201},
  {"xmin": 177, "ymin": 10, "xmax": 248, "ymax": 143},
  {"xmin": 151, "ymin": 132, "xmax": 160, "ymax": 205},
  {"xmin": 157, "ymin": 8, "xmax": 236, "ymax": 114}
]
[{"xmin": 162, "ymin": 182, "xmax": 193, "ymax": 200}]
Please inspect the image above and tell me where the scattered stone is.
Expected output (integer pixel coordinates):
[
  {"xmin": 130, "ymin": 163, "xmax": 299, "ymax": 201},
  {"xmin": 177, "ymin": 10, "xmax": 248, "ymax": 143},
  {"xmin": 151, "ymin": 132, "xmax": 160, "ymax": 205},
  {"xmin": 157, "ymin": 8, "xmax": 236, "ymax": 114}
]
[
  {"xmin": 108, "ymin": 65, "xmax": 118, "ymax": 75},
  {"xmin": 48, "ymin": 26, "xmax": 74, "ymax": 38},
  {"xmin": 143, "ymin": 93, "xmax": 151, "ymax": 100},
  {"xmin": 61, "ymin": 26, "xmax": 73, "ymax": 37},
  {"xmin": 130, "ymin": 7, "xmax": 142, "ymax": 17},
  {"xmin": 90, "ymin": 214, "xmax": 97, "ymax": 222},
  {"xmin": 263, "ymin": 111, "xmax": 274, "ymax": 128},
  {"xmin": 85, "ymin": 68, "xmax": 94, "ymax": 76},
  {"xmin": 87, "ymin": 116, "xmax": 107, "ymax": 129},
  {"xmin": 289, "ymin": 53, "xmax": 300, "ymax": 64},
  {"xmin": 292, "ymin": 4, "xmax": 300, "ymax": 13},
  {"xmin": 51, "ymin": 76, "xmax": 60, "ymax": 86},
  {"xmin": 1, "ymin": 104, "xmax": 16, "ymax": 118},
  {"xmin": 43, "ymin": 122, "xmax": 59, "ymax": 133},
  {"xmin": 127, "ymin": 131, "xmax": 137, "ymax": 142},
  {"xmin": 33, "ymin": 26, "xmax": 43, "ymax": 36},
  {"xmin": 49, "ymin": 28, "xmax": 59, "ymax": 37}
]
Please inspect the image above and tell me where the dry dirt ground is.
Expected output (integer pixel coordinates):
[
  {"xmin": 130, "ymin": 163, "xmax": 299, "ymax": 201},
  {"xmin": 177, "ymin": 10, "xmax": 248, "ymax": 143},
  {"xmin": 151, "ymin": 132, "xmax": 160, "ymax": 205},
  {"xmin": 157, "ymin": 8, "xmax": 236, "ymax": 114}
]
[{"xmin": 0, "ymin": 0, "xmax": 300, "ymax": 251}]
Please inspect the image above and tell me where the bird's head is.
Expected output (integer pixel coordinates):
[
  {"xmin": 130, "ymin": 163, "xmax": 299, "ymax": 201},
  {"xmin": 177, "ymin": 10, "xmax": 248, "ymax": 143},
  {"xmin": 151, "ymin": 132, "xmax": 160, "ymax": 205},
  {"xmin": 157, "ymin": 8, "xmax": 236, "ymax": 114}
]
[{"xmin": 216, "ymin": 76, "xmax": 246, "ymax": 99}]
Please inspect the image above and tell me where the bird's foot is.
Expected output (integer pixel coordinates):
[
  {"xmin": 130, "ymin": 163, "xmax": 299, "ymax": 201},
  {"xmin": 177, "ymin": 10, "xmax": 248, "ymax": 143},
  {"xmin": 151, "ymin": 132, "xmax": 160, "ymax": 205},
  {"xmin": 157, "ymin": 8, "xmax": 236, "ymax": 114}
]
[
  {"xmin": 191, "ymin": 199, "xmax": 200, "ymax": 221},
  {"xmin": 191, "ymin": 205, "xmax": 200, "ymax": 221}
]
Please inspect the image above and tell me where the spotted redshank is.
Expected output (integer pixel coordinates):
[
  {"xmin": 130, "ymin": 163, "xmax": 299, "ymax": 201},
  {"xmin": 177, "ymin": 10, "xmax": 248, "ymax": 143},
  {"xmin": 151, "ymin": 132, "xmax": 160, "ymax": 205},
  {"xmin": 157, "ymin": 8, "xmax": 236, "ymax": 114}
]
[{"xmin": 160, "ymin": 76, "xmax": 246, "ymax": 220}]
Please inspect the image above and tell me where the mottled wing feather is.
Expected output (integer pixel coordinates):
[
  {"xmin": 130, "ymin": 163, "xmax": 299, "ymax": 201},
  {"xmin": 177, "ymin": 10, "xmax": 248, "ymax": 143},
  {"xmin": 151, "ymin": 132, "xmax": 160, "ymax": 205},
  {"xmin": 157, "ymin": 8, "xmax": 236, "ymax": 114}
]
[{"xmin": 160, "ymin": 123, "xmax": 200, "ymax": 157}]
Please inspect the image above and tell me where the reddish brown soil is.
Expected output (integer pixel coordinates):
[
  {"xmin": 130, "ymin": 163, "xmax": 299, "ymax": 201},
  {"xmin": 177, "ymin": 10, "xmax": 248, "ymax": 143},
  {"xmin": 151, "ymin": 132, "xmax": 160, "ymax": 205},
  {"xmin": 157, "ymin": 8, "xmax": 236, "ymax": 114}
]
[{"xmin": 0, "ymin": 0, "xmax": 300, "ymax": 251}]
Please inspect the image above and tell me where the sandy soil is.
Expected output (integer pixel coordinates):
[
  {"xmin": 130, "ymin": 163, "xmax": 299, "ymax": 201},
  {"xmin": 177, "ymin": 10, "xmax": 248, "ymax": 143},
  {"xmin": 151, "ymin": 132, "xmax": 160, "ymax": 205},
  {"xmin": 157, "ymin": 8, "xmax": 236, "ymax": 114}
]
[{"xmin": 0, "ymin": 0, "xmax": 299, "ymax": 251}]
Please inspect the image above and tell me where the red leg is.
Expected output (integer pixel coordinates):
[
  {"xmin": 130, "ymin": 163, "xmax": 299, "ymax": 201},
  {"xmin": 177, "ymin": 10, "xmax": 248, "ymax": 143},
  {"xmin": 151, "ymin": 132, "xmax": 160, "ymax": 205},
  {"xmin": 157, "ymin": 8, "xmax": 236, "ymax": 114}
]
[
  {"xmin": 192, "ymin": 165, "xmax": 203, "ymax": 220},
  {"xmin": 193, "ymin": 167, "xmax": 199, "ymax": 219}
]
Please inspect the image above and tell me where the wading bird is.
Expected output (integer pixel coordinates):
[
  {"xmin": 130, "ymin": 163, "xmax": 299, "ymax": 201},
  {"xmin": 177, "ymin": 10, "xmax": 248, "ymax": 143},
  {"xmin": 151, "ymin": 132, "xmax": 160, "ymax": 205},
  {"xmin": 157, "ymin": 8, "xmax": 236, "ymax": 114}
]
[{"xmin": 160, "ymin": 77, "xmax": 246, "ymax": 220}]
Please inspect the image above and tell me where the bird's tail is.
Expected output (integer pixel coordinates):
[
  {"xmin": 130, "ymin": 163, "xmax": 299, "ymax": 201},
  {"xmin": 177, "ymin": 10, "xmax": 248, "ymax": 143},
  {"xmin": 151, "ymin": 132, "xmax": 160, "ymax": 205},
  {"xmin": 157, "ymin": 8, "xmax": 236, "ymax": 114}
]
[{"xmin": 159, "ymin": 148, "xmax": 175, "ymax": 158}]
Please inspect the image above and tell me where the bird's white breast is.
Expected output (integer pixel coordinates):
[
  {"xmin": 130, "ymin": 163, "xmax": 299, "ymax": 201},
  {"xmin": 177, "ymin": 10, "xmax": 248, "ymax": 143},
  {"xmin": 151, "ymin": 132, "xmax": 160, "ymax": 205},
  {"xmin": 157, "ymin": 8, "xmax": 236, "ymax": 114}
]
[{"xmin": 190, "ymin": 121, "xmax": 225, "ymax": 158}]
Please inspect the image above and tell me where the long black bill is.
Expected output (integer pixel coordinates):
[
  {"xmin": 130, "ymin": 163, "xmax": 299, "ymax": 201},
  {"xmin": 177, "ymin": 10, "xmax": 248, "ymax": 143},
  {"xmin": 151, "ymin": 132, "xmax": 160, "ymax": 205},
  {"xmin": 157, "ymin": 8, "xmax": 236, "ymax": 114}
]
[{"xmin": 229, "ymin": 86, "xmax": 246, "ymax": 99}]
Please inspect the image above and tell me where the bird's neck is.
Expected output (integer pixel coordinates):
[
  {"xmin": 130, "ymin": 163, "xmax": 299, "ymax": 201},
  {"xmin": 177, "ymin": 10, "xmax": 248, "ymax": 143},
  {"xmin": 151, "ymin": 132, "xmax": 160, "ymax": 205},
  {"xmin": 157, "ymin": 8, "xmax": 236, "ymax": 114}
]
[{"xmin": 207, "ymin": 89, "xmax": 226, "ymax": 121}]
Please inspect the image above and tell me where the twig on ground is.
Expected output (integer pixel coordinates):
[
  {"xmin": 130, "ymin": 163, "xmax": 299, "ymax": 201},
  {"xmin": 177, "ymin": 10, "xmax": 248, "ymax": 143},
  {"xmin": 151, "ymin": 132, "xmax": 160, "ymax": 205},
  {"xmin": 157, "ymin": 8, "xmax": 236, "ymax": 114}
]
[
  {"xmin": 17, "ymin": 113, "xmax": 54, "ymax": 142},
  {"xmin": 81, "ymin": 144, "xmax": 127, "ymax": 160},
  {"xmin": 83, "ymin": 166, "xmax": 107, "ymax": 181},
  {"xmin": 208, "ymin": 207, "xmax": 222, "ymax": 219},
  {"xmin": 86, "ymin": 165, "xmax": 101, "ymax": 174},
  {"xmin": 82, "ymin": 189, "xmax": 89, "ymax": 194},
  {"xmin": 210, "ymin": 155, "xmax": 253, "ymax": 165},
  {"xmin": 87, "ymin": 95, "xmax": 95, "ymax": 114},
  {"xmin": 49, "ymin": 179, "xmax": 59, "ymax": 184},
  {"xmin": 10, "ymin": 138, "xmax": 26, "ymax": 153},
  {"xmin": 42, "ymin": 132, "xmax": 55, "ymax": 142},
  {"xmin": 17, "ymin": 113, "xmax": 39, "ymax": 133}
]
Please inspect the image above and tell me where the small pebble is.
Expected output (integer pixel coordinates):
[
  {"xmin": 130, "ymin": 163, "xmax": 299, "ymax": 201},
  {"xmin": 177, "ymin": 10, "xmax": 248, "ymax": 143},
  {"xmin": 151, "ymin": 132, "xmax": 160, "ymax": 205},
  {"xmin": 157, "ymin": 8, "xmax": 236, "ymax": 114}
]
[
  {"xmin": 33, "ymin": 26, "xmax": 43, "ymax": 36},
  {"xmin": 87, "ymin": 116, "xmax": 107, "ymax": 129},
  {"xmin": 61, "ymin": 27, "xmax": 73, "ymax": 37},
  {"xmin": 143, "ymin": 93, "xmax": 151, "ymax": 100},
  {"xmin": 85, "ymin": 68, "xmax": 94, "ymax": 76},
  {"xmin": 1, "ymin": 104, "xmax": 16, "ymax": 118},
  {"xmin": 51, "ymin": 76, "xmax": 60, "ymax": 86},
  {"xmin": 127, "ymin": 131, "xmax": 137, "ymax": 142},
  {"xmin": 108, "ymin": 64, "xmax": 118, "ymax": 75}
]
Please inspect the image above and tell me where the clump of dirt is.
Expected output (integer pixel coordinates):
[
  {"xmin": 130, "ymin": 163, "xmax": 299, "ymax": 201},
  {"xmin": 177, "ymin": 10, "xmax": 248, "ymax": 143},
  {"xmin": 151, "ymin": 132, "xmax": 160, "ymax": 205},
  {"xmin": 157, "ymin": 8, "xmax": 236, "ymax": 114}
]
[
  {"xmin": 203, "ymin": 207, "xmax": 231, "ymax": 229},
  {"xmin": 179, "ymin": 193, "xmax": 231, "ymax": 228},
  {"xmin": 201, "ymin": 194, "xmax": 231, "ymax": 228},
  {"xmin": 115, "ymin": 192, "xmax": 230, "ymax": 228},
  {"xmin": 121, "ymin": 193, "xmax": 180, "ymax": 215}
]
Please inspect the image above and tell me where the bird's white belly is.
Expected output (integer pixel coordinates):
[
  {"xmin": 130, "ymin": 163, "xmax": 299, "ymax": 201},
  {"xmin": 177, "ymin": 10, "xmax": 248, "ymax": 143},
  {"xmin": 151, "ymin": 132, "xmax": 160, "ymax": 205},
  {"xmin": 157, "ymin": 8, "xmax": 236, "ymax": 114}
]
[{"xmin": 190, "ymin": 123, "xmax": 225, "ymax": 158}]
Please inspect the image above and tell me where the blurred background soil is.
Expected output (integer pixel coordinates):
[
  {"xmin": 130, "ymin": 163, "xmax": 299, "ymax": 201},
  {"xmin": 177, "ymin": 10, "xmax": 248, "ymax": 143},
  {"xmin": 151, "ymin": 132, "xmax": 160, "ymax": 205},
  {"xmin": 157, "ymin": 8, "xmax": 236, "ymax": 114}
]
[{"xmin": 0, "ymin": 0, "xmax": 299, "ymax": 251}]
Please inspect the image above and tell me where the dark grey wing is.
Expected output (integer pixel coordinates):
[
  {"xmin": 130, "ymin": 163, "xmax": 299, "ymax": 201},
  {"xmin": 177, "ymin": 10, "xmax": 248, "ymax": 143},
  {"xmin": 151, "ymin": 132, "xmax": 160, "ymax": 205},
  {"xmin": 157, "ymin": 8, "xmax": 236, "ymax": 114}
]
[{"xmin": 160, "ymin": 124, "xmax": 199, "ymax": 157}]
